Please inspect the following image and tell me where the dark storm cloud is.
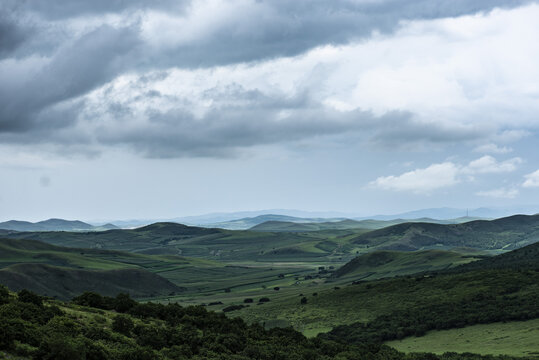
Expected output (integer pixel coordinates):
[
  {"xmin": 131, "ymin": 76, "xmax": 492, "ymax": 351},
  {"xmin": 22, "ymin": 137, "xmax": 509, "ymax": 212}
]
[
  {"xmin": 0, "ymin": 0, "xmax": 533, "ymax": 157},
  {"xmin": 0, "ymin": 13, "xmax": 32, "ymax": 59},
  {"xmin": 0, "ymin": 24, "xmax": 140, "ymax": 132},
  {"xmin": 1, "ymin": 0, "xmax": 188, "ymax": 20}
]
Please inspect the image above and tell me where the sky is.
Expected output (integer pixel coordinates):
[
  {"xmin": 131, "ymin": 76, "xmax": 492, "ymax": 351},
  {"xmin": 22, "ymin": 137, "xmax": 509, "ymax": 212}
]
[{"xmin": 1, "ymin": 0, "xmax": 539, "ymax": 222}]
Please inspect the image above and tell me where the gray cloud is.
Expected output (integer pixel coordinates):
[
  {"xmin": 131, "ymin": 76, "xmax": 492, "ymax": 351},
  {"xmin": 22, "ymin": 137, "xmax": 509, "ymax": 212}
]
[
  {"xmin": 0, "ymin": 24, "xmax": 140, "ymax": 132},
  {"xmin": 368, "ymin": 120, "xmax": 494, "ymax": 150},
  {"xmin": 0, "ymin": 13, "xmax": 33, "ymax": 59},
  {"xmin": 0, "ymin": 0, "xmax": 534, "ymax": 157},
  {"xmin": 2, "ymin": 0, "xmax": 188, "ymax": 20},
  {"xmin": 149, "ymin": 0, "xmax": 534, "ymax": 68}
]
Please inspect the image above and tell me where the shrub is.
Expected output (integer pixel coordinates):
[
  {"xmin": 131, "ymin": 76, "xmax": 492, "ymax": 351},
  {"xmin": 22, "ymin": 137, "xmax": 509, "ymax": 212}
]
[
  {"xmin": 17, "ymin": 290, "xmax": 42, "ymax": 307},
  {"xmin": 112, "ymin": 315, "xmax": 134, "ymax": 336}
]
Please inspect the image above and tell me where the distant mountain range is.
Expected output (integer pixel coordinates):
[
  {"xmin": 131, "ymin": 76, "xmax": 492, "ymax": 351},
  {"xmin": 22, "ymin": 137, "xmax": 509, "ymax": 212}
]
[
  {"xmin": 3, "ymin": 205, "xmax": 538, "ymax": 232},
  {"xmin": 0, "ymin": 218, "xmax": 118, "ymax": 232},
  {"xmin": 96, "ymin": 206, "xmax": 539, "ymax": 229}
]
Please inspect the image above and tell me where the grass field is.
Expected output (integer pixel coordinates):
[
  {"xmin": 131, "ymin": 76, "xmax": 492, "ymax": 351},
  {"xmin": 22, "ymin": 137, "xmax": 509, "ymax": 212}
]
[{"xmin": 386, "ymin": 319, "xmax": 539, "ymax": 357}]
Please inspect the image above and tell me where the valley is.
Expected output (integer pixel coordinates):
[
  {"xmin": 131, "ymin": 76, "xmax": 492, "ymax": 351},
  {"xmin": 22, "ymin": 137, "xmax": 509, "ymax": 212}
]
[{"xmin": 0, "ymin": 213, "xmax": 538, "ymax": 359}]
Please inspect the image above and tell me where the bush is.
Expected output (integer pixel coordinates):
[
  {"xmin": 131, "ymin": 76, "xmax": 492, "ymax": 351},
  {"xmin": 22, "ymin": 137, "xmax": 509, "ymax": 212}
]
[
  {"xmin": 112, "ymin": 315, "xmax": 134, "ymax": 336},
  {"xmin": 114, "ymin": 293, "xmax": 137, "ymax": 313},
  {"xmin": 222, "ymin": 305, "xmax": 245, "ymax": 313},
  {"xmin": 0, "ymin": 285, "xmax": 9, "ymax": 305},
  {"xmin": 72, "ymin": 292, "xmax": 106, "ymax": 309},
  {"xmin": 17, "ymin": 289, "xmax": 42, "ymax": 307}
]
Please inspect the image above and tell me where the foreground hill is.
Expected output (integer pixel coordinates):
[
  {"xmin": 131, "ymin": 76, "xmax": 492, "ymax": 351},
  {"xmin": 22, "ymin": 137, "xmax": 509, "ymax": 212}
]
[
  {"xmin": 2, "ymin": 287, "xmax": 522, "ymax": 360},
  {"xmin": 0, "ymin": 218, "xmax": 118, "ymax": 232},
  {"xmin": 352, "ymin": 214, "xmax": 539, "ymax": 251}
]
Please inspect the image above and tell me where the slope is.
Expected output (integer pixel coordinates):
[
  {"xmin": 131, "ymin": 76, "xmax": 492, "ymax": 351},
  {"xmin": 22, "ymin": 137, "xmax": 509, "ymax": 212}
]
[
  {"xmin": 331, "ymin": 249, "xmax": 481, "ymax": 280},
  {"xmin": 352, "ymin": 214, "xmax": 539, "ymax": 251},
  {"xmin": 0, "ymin": 263, "xmax": 183, "ymax": 300}
]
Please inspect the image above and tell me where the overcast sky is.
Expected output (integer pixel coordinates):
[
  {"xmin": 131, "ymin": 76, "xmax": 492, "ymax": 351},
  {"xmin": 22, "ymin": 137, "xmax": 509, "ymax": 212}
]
[{"xmin": 1, "ymin": 0, "xmax": 539, "ymax": 222}]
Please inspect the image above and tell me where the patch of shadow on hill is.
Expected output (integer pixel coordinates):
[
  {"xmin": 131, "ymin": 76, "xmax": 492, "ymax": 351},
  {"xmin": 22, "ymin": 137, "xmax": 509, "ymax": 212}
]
[{"xmin": 0, "ymin": 263, "xmax": 185, "ymax": 300}]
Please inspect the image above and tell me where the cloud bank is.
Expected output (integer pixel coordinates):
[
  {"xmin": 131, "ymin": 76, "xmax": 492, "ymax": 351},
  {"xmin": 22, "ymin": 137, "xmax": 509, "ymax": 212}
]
[{"xmin": 1, "ymin": 0, "xmax": 538, "ymax": 158}]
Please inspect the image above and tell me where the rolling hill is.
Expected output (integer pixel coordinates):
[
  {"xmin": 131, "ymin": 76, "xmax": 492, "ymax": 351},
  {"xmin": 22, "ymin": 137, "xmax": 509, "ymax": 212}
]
[
  {"xmin": 249, "ymin": 217, "xmax": 484, "ymax": 232},
  {"xmin": 351, "ymin": 214, "xmax": 539, "ymax": 251},
  {"xmin": 0, "ymin": 222, "xmax": 361, "ymax": 262},
  {"xmin": 0, "ymin": 238, "xmax": 186, "ymax": 299},
  {"xmin": 331, "ymin": 250, "xmax": 482, "ymax": 280},
  {"xmin": 0, "ymin": 263, "xmax": 183, "ymax": 300},
  {"xmin": 203, "ymin": 214, "xmax": 345, "ymax": 230}
]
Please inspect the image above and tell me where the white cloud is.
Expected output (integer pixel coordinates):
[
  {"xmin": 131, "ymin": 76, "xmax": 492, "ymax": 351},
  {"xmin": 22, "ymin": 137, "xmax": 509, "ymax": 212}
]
[
  {"xmin": 473, "ymin": 143, "xmax": 512, "ymax": 154},
  {"xmin": 523, "ymin": 170, "xmax": 539, "ymax": 188},
  {"xmin": 463, "ymin": 155, "xmax": 522, "ymax": 174},
  {"xmin": 371, "ymin": 155, "xmax": 522, "ymax": 193},
  {"xmin": 476, "ymin": 187, "xmax": 519, "ymax": 199},
  {"xmin": 370, "ymin": 162, "xmax": 460, "ymax": 193}
]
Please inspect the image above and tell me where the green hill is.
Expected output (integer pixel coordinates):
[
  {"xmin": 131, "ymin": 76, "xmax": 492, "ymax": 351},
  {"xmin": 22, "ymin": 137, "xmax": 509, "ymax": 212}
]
[
  {"xmin": 206, "ymin": 214, "xmax": 343, "ymax": 230},
  {"xmin": 331, "ymin": 249, "xmax": 481, "ymax": 280},
  {"xmin": 352, "ymin": 214, "xmax": 539, "ymax": 251},
  {"xmin": 0, "ymin": 263, "xmax": 183, "ymax": 300},
  {"xmin": 250, "ymin": 219, "xmax": 367, "ymax": 232},
  {"xmin": 0, "ymin": 222, "xmax": 362, "ymax": 262},
  {"xmin": 249, "ymin": 217, "xmax": 485, "ymax": 232},
  {"xmin": 2, "ymin": 286, "xmax": 524, "ymax": 360}
]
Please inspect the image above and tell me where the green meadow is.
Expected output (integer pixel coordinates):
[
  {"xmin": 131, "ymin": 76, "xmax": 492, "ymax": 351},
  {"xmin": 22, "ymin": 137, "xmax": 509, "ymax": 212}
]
[{"xmin": 387, "ymin": 319, "xmax": 539, "ymax": 357}]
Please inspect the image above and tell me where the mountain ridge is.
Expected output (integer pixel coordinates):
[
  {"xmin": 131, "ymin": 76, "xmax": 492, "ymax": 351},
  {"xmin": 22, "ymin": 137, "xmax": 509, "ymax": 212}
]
[{"xmin": 0, "ymin": 218, "xmax": 119, "ymax": 232}]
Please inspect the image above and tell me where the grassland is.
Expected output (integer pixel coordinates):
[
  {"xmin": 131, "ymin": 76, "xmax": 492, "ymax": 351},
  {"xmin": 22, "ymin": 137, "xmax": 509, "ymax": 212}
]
[{"xmin": 386, "ymin": 319, "xmax": 539, "ymax": 357}]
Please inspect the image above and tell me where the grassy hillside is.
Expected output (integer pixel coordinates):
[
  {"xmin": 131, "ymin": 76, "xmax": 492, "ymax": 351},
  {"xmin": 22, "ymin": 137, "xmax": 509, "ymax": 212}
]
[
  {"xmin": 386, "ymin": 318, "xmax": 539, "ymax": 357},
  {"xmin": 2, "ymin": 214, "xmax": 537, "ymax": 268},
  {"xmin": 216, "ymin": 241, "xmax": 539, "ymax": 337},
  {"xmin": 0, "ymin": 238, "xmax": 315, "ymax": 299},
  {"xmin": 1, "ymin": 286, "xmax": 523, "ymax": 360},
  {"xmin": 352, "ymin": 214, "xmax": 539, "ymax": 251},
  {"xmin": 1, "ymin": 223, "xmax": 364, "ymax": 264},
  {"xmin": 331, "ymin": 249, "xmax": 482, "ymax": 280},
  {"xmin": 0, "ymin": 264, "xmax": 183, "ymax": 300}
]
